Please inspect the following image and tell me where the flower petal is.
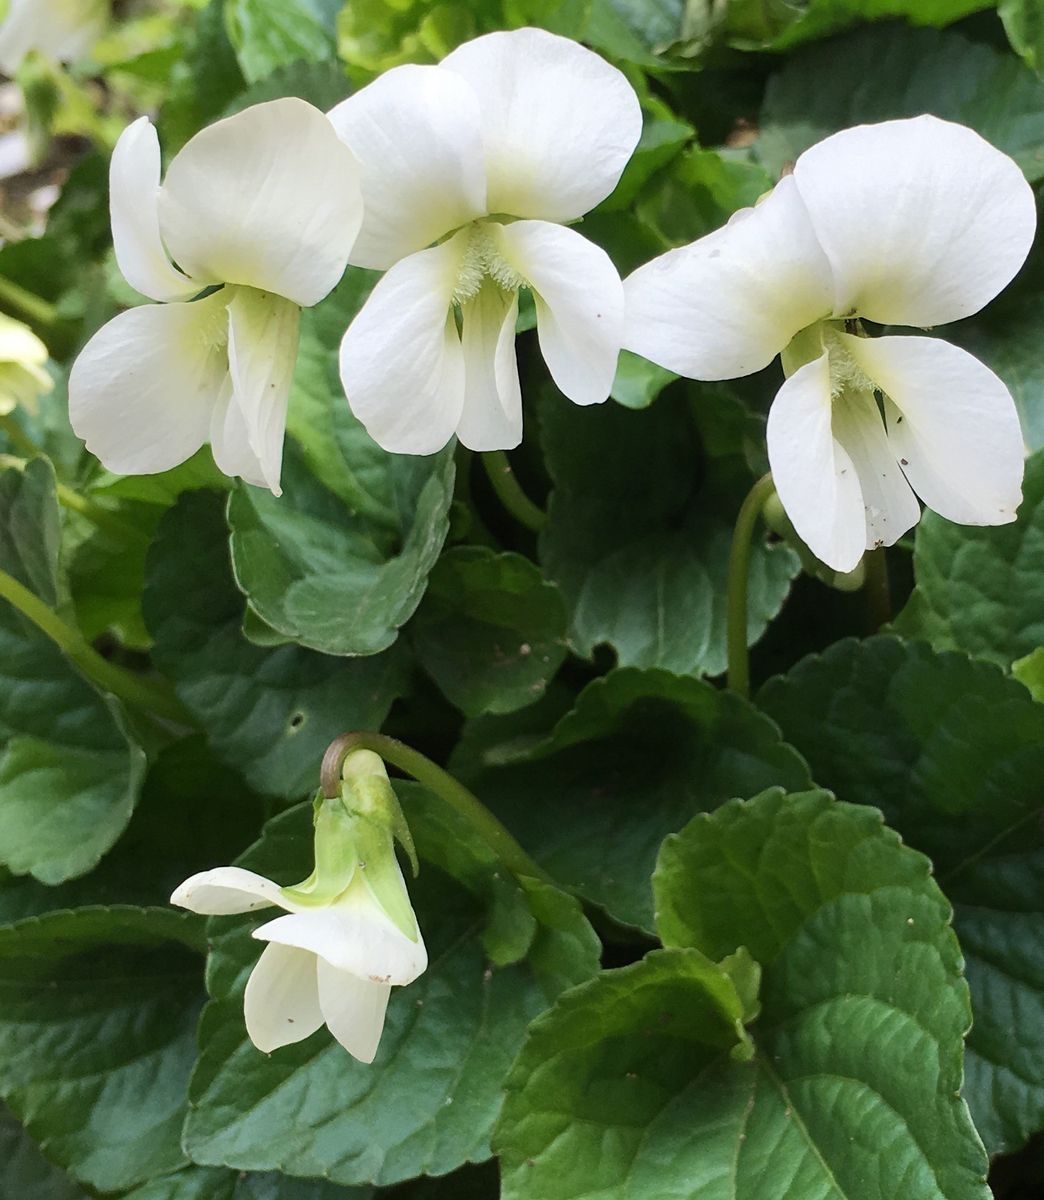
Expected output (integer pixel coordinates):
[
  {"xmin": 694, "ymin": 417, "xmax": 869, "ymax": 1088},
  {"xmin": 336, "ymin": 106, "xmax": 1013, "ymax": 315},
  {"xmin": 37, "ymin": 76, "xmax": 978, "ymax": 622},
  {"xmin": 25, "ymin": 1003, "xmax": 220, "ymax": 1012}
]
[
  {"xmin": 170, "ymin": 865, "xmax": 289, "ymax": 915},
  {"xmin": 339, "ymin": 237, "xmax": 466, "ymax": 454},
  {"xmin": 830, "ymin": 386, "xmax": 920, "ymax": 551},
  {"xmin": 68, "ymin": 294, "xmax": 228, "ymax": 476},
  {"xmin": 496, "ymin": 220, "xmax": 622, "ymax": 406},
  {"xmin": 109, "ymin": 117, "xmax": 199, "ymax": 303},
  {"xmin": 316, "ymin": 960, "xmax": 391, "ymax": 1064},
  {"xmin": 327, "ymin": 65, "xmax": 487, "ymax": 271},
  {"xmin": 253, "ymin": 905, "xmax": 427, "ymax": 987},
  {"xmin": 159, "ymin": 98, "xmax": 361, "ymax": 307},
  {"xmin": 456, "ymin": 283, "xmax": 522, "ymax": 450},
  {"xmin": 766, "ymin": 352, "xmax": 867, "ymax": 573},
  {"xmin": 226, "ymin": 288, "xmax": 300, "ymax": 495},
  {"xmin": 840, "ymin": 333, "xmax": 1025, "ymax": 526},
  {"xmin": 209, "ymin": 375, "xmax": 267, "ymax": 492},
  {"xmin": 440, "ymin": 28, "xmax": 641, "ymax": 222},
  {"xmin": 244, "ymin": 942, "xmax": 324, "ymax": 1053},
  {"xmin": 623, "ymin": 175, "xmax": 834, "ymax": 380},
  {"xmin": 792, "ymin": 116, "xmax": 1037, "ymax": 327}
]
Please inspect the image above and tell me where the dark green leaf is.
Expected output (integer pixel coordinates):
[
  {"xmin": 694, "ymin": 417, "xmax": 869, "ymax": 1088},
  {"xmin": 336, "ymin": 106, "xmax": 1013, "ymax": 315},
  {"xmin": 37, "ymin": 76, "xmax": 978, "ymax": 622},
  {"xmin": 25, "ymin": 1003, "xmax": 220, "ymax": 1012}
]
[{"xmin": 0, "ymin": 1105, "xmax": 88, "ymax": 1200}]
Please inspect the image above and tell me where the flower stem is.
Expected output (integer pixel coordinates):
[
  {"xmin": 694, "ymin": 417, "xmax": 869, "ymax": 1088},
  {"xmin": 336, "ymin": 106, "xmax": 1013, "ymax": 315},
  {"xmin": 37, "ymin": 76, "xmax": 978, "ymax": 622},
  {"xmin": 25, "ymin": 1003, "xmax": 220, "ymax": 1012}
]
[
  {"xmin": 481, "ymin": 450, "xmax": 547, "ymax": 533},
  {"xmin": 726, "ymin": 473, "xmax": 776, "ymax": 699},
  {"xmin": 0, "ymin": 274, "xmax": 61, "ymax": 332},
  {"xmin": 863, "ymin": 547, "xmax": 892, "ymax": 631},
  {"xmin": 0, "ymin": 414, "xmax": 41, "ymax": 460},
  {"xmin": 321, "ymin": 731, "xmax": 551, "ymax": 883},
  {"xmin": 0, "ymin": 567, "xmax": 191, "ymax": 724}
]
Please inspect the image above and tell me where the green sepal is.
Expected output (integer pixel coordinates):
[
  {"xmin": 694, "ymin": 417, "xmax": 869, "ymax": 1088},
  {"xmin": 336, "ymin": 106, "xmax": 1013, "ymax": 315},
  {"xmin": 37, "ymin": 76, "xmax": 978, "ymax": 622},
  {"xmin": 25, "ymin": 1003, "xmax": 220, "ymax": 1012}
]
[
  {"xmin": 341, "ymin": 750, "xmax": 419, "ymax": 877},
  {"xmin": 352, "ymin": 815, "xmax": 420, "ymax": 942},
  {"xmin": 279, "ymin": 794, "xmax": 358, "ymax": 908}
]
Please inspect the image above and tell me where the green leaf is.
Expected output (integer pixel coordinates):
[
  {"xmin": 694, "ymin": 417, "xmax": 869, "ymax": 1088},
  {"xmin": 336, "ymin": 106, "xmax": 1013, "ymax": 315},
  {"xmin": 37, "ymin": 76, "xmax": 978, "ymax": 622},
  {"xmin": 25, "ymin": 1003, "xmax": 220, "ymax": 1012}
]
[
  {"xmin": 459, "ymin": 667, "xmax": 812, "ymax": 930},
  {"xmin": 119, "ymin": 1165, "xmax": 375, "ymax": 1199},
  {"xmin": 411, "ymin": 547, "xmax": 569, "ymax": 717},
  {"xmin": 757, "ymin": 24, "xmax": 1044, "ymax": 183},
  {"xmin": 0, "ymin": 459, "xmax": 146, "ymax": 884},
  {"xmin": 183, "ymin": 802, "xmax": 600, "ymax": 1187},
  {"xmin": 224, "ymin": 0, "xmax": 337, "ymax": 83},
  {"xmin": 758, "ymin": 635, "xmax": 1044, "ymax": 1154},
  {"xmin": 1001, "ymin": 0, "xmax": 1044, "ymax": 74},
  {"xmin": 893, "ymin": 447, "xmax": 1044, "ymax": 668},
  {"xmin": 744, "ymin": 0, "xmax": 990, "ymax": 52},
  {"xmin": 496, "ymin": 789, "xmax": 989, "ymax": 1200},
  {"xmin": 538, "ymin": 393, "xmax": 799, "ymax": 678},
  {"xmin": 0, "ymin": 906, "xmax": 204, "ymax": 1192},
  {"xmin": 144, "ymin": 491, "xmax": 407, "ymax": 799},
  {"xmin": 1013, "ymin": 646, "xmax": 1044, "ymax": 701},
  {"xmin": 0, "ymin": 1106, "xmax": 88, "ymax": 1200}
]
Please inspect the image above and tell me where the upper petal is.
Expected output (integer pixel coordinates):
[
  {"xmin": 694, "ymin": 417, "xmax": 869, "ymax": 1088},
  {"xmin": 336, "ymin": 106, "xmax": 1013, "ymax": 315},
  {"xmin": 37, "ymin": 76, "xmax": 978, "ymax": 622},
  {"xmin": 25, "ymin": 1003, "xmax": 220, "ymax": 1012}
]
[
  {"xmin": 327, "ymin": 65, "xmax": 487, "ymax": 271},
  {"xmin": 316, "ymin": 961, "xmax": 391, "ymax": 1064},
  {"xmin": 244, "ymin": 942, "xmax": 325, "ymax": 1052},
  {"xmin": 623, "ymin": 175, "xmax": 834, "ymax": 380},
  {"xmin": 841, "ymin": 332, "xmax": 1025, "ymax": 526},
  {"xmin": 159, "ymin": 98, "xmax": 362, "ymax": 307},
  {"xmin": 792, "ymin": 116, "xmax": 1037, "ymax": 327},
  {"xmin": 109, "ymin": 117, "xmax": 199, "ymax": 302},
  {"xmin": 68, "ymin": 295, "xmax": 228, "ymax": 477},
  {"xmin": 253, "ymin": 903, "xmax": 427, "ymax": 986},
  {"xmin": 440, "ymin": 27, "xmax": 642, "ymax": 222},
  {"xmin": 496, "ymin": 220, "xmax": 623, "ymax": 406},
  {"xmin": 766, "ymin": 351, "xmax": 867, "ymax": 573},
  {"xmin": 456, "ymin": 282, "xmax": 522, "ymax": 451},
  {"xmin": 226, "ymin": 288, "xmax": 300, "ymax": 495},
  {"xmin": 339, "ymin": 237, "xmax": 466, "ymax": 454},
  {"xmin": 170, "ymin": 865, "xmax": 289, "ymax": 915}
]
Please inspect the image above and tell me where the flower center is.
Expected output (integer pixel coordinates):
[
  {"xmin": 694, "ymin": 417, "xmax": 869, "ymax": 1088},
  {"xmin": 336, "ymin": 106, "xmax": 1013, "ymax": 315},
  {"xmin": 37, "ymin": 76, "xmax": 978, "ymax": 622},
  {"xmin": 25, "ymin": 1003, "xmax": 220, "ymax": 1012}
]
[
  {"xmin": 821, "ymin": 327, "xmax": 877, "ymax": 402},
  {"xmin": 451, "ymin": 221, "xmax": 527, "ymax": 306}
]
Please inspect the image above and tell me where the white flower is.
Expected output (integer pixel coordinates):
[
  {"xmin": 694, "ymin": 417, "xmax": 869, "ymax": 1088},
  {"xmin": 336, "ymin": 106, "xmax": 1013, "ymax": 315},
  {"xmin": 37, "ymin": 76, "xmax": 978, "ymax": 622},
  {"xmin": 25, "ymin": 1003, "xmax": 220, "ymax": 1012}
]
[
  {"xmin": 0, "ymin": 0, "xmax": 108, "ymax": 75},
  {"xmin": 329, "ymin": 27, "xmax": 642, "ymax": 454},
  {"xmin": 172, "ymin": 861, "xmax": 427, "ymax": 1062},
  {"xmin": 68, "ymin": 99, "xmax": 362, "ymax": 494},
  {"xmin": 0, "ymin": 312, "xmax": 52, "ymax": 415},
  {"xmin": 623, "ymin": 116, "xmax": 1035, "ymax": 572}
]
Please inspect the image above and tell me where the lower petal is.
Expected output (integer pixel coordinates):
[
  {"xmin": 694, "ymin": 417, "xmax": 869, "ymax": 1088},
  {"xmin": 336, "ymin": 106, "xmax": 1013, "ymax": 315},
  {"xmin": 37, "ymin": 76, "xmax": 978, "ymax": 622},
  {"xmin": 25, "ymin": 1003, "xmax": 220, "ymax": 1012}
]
[
  {"xmin": 68, "ymin": 294, "xmax": 229, "ymax": 476},
  {"xmin": 226, "ymin": 287, "xmax": 300, "ymax": 495},
  {"xmin": 210, "ymin": 375, "xmax": 268, "ymax": 492},
  {"xmin": 456, "ymin": 282, "xmax": 522, "ymax": 451},
  {"xmin": 339, "ymin": 238, "xmax": 466, "ymax": 454},
  {"xmin": 495, "ymin": 221, "xmax": 622, "ymax": 407},
  {"xmin": 243, "ymin": 942, "xmax": 324, "ymax": 1053},
  {"xmin": 766, "ymin": 351, "xmax": 867, "ymax": 573},
  {"xmin": 841, "ymin": 333, "xmax": 1025, "ymax": 527},
  {"xmin": 831, "ymin": 388, "xmax": 920, "ymax": 551},
  {"xmin": 317, "ymin": 960, "xmax": 391, "ymax": 1064}
]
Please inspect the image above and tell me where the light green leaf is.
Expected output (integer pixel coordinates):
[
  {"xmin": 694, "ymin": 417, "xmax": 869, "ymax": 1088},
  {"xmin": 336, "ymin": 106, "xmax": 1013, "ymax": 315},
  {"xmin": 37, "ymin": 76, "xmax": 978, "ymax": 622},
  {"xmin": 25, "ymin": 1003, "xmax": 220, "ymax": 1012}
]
[
  {"xmin": 893, "ymin": 447, "xmax": 1044, "ymax": 668},
  {"xmin": 538, "ymin": 390, "xmax": 798, "ymax": 677},
  {"xmin": 0, "ymin": 907, "xmax": 204, "ymax": 1192},
  {"xmin": 0, "ymin": 459, "xmax": 146, "ymax": 884},
  {"xmin": 1000, "ymin": 0, "xmax": 1044, "ymax": 74},
  {"xmin": 757, "ymin": 24, "xmax": 1044, "ymax": 183},
  {"xmin": 411, "ymin": 547, "xmax": 569, "ymax": 716},
  {"xmin": 496, "ymin": 789, "xmax": 989, "ymax": 1200},
  {"xmin": 224, "ymin": 0, "xmax": 337, "ymax": 83},
  {"xmin": 144, "ymin": 491, "xmax": 407, "ymax": 799},
  {"xmin": 759, "ymin": 635, "xmax": 1044, "ymax": 1154},
  {"xmin": 1013, "ymin": 646, "xmax": 1044, "ymax": 702},
  {"xmin": 459, "ymin": 667, "xmax": 812, "ymax": 931},
  {"xmin": 183, "ymin": 802, "xmax": 600, "ymax": 1186}
]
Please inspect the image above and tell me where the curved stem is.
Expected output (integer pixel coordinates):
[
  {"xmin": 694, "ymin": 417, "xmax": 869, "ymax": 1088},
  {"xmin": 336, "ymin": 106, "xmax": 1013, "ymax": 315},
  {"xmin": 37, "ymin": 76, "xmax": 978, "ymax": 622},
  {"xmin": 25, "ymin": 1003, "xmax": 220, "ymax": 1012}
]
[
  {"xmin": 481, "ymin": 450, "xmax": 547, "ymax": 533},
  {"xmin": 726, "ymin": 473, "xmax": 776, "ymax": 698},
  {"xmin": 0, "ymin": 274, "xmax": 61, "ymax": 331},
  {"xmin": 863, "ymin": 547, "xmax": 892, "ymax": 632},
  {"xmin": 322, "ymin": 731, "xmax": 550, "ymax": 883},
  {"xmin": 0, "ymin": 567, "xmax": 191, "ymax": 724},
  {"xmin": 0, "ymin": 414, "xmax": 41, "ymax": 461}
]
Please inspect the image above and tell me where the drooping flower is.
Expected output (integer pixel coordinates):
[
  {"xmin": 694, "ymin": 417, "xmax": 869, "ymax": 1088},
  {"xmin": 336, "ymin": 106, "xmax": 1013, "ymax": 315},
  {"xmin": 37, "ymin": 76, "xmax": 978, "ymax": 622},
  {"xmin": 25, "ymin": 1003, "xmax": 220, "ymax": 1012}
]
[
  {"xmin": 329, "ymin": 27, "xmax": 642, "ymax": 454},
  {"xmin": 0, "ymin": 0, "xmax": 108, "ymax": 75},
  {"xmin": 172, "ymin": 752, "xmax": 426, "ymax": 1062},
  {"xmin": 68, "ymin": 99, "xmax": 362, "ymax": 494},
  {"xmin": 0, "ymin": 312, "xmax": 52, "ymax": 415},
  {"xmin": 623, "ymin": 116, "xmax": 1035, "ymax": 572}
]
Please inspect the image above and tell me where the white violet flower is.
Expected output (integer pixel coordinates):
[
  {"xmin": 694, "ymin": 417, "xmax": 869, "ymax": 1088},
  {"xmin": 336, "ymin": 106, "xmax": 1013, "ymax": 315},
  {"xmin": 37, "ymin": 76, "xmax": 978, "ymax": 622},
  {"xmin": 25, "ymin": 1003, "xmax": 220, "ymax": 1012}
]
[
  {"xmin": 172, "ymin": 855, "xmax": 426, "ymax": 1062},
  {"xmin": 0, "ymin": 0, "xmax": 108, "ymax": 75},
  {"xmin": 624, "ymin": 115, "xmax": 1035, "ymax": 572},
  {"xmin": 68, "ymin": 99, "xmax": 362, "ymax": 494},
  {"xmin": 329, "ymin": 26, "xmax": 642, "ymax": 454}
]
